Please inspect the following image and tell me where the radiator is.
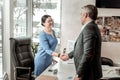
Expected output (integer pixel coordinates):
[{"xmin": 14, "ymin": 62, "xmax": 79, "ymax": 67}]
[{"xmin": 3, "ymin": 72, "xmax": 9, "ymax": 80}]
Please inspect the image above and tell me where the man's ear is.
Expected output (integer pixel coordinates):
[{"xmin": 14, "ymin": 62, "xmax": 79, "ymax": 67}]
[{"xmin": 85, "ymin": 13, "xmax": 88, "ymax": 18}]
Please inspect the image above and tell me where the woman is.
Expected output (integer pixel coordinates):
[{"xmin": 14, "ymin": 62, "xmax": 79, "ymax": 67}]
[{"xmin": 34, "ymin": 15, "xmax": 60, "ymax": 77}]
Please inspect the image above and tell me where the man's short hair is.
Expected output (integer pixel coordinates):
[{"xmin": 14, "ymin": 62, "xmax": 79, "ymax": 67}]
[{"xmin": 81, "ymin": 5, "xmax": 98, "ymax": 20}]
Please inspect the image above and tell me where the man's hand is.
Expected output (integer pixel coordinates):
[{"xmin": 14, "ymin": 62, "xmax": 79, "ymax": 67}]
[{"xmin": 60, "ymin": 54, "xmax": 69, "ymax": 61}]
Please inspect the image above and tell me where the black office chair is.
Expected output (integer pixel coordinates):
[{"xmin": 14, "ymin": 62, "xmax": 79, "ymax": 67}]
[
  {"xmin": 100, "ymin": 78, "xmax": 120, "ymax": 80},
  {"xmin": 10, "ymin": 37, "xmax": 35, "ymax": 80},
  {"xmin": 108, "ymin": 77, "xmax": 120, "ymax": 80},
  {"xmin": 101, "ymin": 57, "xmax": 114, "ymax": 66}
]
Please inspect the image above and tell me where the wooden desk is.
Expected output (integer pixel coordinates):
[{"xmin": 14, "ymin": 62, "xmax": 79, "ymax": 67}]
[{"xmin": 36, "ymin": 60, "xmax": 120, "ymax": 80}]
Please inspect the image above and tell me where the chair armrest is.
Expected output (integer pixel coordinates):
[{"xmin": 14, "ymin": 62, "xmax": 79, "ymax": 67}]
[{"xmin": 16, "ymin": 66, "xmax": 31, "ymax": 70}]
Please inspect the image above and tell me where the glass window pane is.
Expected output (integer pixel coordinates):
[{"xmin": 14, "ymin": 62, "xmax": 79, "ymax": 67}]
[
  {"xmin": 13, "ymin": 0, "xmax": 27, "ymax": 37},
  {"xmin": 32, "ymin": 0, "xmax": 61, "ymax": 52}
]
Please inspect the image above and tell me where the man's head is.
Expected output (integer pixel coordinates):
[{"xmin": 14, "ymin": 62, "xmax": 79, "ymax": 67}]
[{"xmin": 80, "ymin": 5, "xmax": 98, "ymax": 25}]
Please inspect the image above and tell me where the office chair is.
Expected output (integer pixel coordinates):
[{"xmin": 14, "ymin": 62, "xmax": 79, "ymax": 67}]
[
  {"xmin": 10, "ymin": 37, "xmax": 35, "ymax": 80},
  {"xmin": 101, "ymin": 57, "xmax": 114, "ymax": 66},
  {"xmin": 107, "ymin": 77, "xmax": 120, "ymax": 80}
]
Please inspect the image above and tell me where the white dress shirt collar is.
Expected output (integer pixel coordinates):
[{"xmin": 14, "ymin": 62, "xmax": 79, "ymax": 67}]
[{"xmin": 80, "ymin": 20, "xmax": 93, "ymax": 33}]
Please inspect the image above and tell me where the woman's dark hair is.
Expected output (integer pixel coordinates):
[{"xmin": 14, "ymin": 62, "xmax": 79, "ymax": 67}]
[{"xmin": 41, "ymin": 15, "xmax": 51, "ymax": 26}]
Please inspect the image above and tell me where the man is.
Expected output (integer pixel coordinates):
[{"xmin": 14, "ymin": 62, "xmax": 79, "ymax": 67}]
[{"xmin": 60, "ymin": 5, "xmax": 102, "ymax": 80}]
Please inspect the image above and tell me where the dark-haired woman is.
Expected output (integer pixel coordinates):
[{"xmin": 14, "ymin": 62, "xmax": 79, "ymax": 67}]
[{"xmin": 34, "ymin": 15, "xmax": 60, "ymax": 77}]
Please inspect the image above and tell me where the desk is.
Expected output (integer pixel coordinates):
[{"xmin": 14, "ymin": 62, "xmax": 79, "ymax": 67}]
[
  {"xmin": 101, "ymin": 65, "xmax": 120, "ymax": 80},
  {"xmin": 36, "ymin": 60, "xmax": 75, "ymax": 80},
  {"xmin": 36, "ymin": 60, "xmax": 120, "ymax": 80}
]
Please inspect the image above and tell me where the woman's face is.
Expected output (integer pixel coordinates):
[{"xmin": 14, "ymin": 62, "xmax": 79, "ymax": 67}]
[{"xmin": 43, "ymin": 17, "xmax": 54, "ymax": 28}]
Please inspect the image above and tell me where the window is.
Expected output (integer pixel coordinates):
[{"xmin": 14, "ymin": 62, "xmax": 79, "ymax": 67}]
[
  {"xmin": 13, "ymin": 0, "xmax": 27, "ymax": 37},
  {"xmin": 32, "ymin": 0, "xmax": 61, "ymax": 52}
]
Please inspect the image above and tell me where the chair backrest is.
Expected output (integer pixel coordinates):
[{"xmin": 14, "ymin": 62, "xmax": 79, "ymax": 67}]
[
  {"xmin": 101, "ymin": 57, "xmax": 114, "ymax": 66},
  {"xmin": 10, "ymin": 37, "xmax": 34, "ymax": 71}
]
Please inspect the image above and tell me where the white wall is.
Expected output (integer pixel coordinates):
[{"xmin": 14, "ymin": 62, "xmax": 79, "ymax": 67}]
[
  {"xmin": 61, "ymin": 0, "xmax": 95, "ymax": 50},
  {"xmin": 61, "ymin": 0, "xmax": 120, "ymax": 64}
]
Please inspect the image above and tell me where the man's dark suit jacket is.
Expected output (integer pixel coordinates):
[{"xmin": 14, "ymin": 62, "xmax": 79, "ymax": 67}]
[{"xmin": 68, "ymin": 21, "xmax": 102, "ymax": 80}]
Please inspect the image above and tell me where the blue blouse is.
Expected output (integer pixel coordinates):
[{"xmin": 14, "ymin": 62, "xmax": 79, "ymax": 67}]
[{"xmin": 34, "ymin": 30, "xmax": 58, "ymax": 76}]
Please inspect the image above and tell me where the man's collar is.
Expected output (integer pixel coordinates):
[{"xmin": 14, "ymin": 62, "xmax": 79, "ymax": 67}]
[{"xmin": 83, "ymin": 20, "xmax": 93, "ymax": 27}]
